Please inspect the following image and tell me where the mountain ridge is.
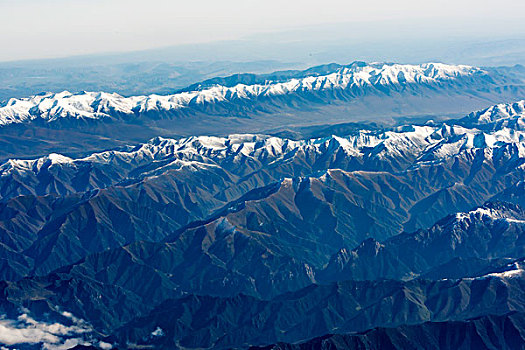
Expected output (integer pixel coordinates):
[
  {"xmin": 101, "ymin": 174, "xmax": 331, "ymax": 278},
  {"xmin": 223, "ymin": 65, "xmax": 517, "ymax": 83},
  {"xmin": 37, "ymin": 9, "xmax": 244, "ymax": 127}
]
[{"xmin": 0, "ymin": 62, "xmax": 492, "ymax": 126}]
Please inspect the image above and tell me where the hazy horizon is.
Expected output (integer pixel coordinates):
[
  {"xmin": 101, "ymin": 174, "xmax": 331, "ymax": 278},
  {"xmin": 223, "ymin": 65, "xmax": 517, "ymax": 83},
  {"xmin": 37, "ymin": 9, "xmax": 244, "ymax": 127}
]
[
  {"xmin": 1, "ymin": 0, "xmax": 524, "ymax": 102},
  {"xmin": 1, "ymin": 0, "xmax": 524, "ymax": 62}
]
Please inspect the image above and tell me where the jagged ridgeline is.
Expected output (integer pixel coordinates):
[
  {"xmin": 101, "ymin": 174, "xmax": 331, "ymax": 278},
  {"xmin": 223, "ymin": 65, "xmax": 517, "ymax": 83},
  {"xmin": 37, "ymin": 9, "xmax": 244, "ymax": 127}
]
[
  {"xmin": 1, "ymin": 63, "xmax": 525, "ymax": 349},
  {"xmin": 0, "ymin": 62, "xmax": 524, "ymax": 159}
]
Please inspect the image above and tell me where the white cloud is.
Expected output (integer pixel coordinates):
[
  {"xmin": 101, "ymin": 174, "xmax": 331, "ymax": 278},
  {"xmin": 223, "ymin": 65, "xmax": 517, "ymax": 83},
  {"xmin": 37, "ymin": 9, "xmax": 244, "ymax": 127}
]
[
  {"xmin": 98, "ymin": 341, "xmax": 113, "ymax": 350},
  {"xmin": 151, "ymin": 327, "xmax": 165, "ymax": 337},
  {"xmin": 0, "ymin": 312, "xmax": 111, "ymax": 350}
]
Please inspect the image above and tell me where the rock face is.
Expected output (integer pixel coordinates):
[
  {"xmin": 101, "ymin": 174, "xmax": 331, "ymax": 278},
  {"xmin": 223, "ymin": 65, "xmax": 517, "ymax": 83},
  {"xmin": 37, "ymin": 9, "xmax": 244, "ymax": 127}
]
[{"xmin": 2, "ymin": 69, "xmax": 525, "ymax": 349}]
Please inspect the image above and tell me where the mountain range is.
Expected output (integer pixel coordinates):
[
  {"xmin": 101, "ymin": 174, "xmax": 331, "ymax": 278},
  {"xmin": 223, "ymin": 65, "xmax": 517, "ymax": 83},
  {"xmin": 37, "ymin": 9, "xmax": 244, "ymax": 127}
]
[
  {"xmin": 1, "ymin": 62, "xmax": 524, "ymax": 160},
  {"xmin": 0, "ymin": 62, "xmax": 488, "ymax": 126},
  {"xmin": 1, "ymin": 62, "xmax": 525, "ymax": 349}
]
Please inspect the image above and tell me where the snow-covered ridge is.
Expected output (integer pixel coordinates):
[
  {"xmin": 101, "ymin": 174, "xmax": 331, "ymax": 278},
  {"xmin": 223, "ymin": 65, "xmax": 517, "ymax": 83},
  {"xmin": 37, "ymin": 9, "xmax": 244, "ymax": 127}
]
[
  {"xmin": 455, "ymin": 206, "xmax": 525, "ymax": 224},
  {"xmin": 460, "ymin": 100, "xmax": 525, "ymax": 130},
  {"xmin": 0, "ymin": 62, "xmax": 482, "ymax": 126},
  {"xmin": 1, "ymin": 100, "xmax": 525, "ymax": 203},
  {"xmin": 2, "ymin": 99, "xmax": 525, "ymax": 193},
  {"xmin": 0, "ymin": 127, "xmax": 435, "ymax": 174},
  {"xmin": 2, "ymin": 120, "xmax": 524, "ymax": 177}
]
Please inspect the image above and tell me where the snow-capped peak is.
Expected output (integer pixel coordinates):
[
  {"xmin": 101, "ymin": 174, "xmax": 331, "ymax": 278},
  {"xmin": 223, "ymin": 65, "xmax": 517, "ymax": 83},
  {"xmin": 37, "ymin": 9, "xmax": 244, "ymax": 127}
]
[
  {"xmin": 460, "ymin": 100, "xmax": 525, "ymax": 130},
  {"xmin": 452, "ymin": 204, "xmax": 525, "ymax": 228},
  {"xmin": 0, "ymin": 62, "xmax": 484, "ymax": 127}
]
